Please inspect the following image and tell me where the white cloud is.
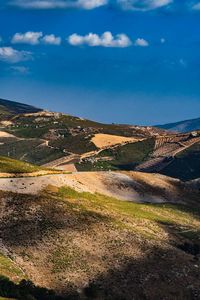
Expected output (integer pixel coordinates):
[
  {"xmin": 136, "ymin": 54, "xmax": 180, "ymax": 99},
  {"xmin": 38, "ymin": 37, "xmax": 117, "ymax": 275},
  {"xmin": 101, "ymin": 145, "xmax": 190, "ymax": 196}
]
[
  {"xmin": 10, "ymin": 0, "xmax": 68, "ymax": 9},
  {"xmin": 42, "ymin": 34, "xmax": 61, "ymax": 45},
  {"xmin": 9, "ymin": 0, "xmax": 107, "ymax": 10},
  {"xmin": 0, "ymin": 47, "xmax": 32, "ymax": 63},
  {"xmin": 11, "ymin": 32, "xmax": 62, "ymax": 45},
  {"xmin": 192, "ymin": 2, "xmax": 200, "ymax": 10},
  {"xmin": 134, "ymin": 38, "xmax": 149, "ymax": 47},
  {"xmin": 10, "ymin": 65, "xmax": 30, "ymax": 74},
  {"xmin": 8, "ymin": 0, "xmax": 176, "ymax": 11},
  {"xmin": 12, "ymin": 31, "xmax": 43, "ymax": 45},
  {"xmin": 118, "ymin": 0, "xmax": 173, "ymax": 11},
  {"xmin": 76, "ymin": 0, "xmax": 107, "ymax": 9},
  {"xmin": 68, "ymin": 32, "xmax": 132, "ymax": 47}
]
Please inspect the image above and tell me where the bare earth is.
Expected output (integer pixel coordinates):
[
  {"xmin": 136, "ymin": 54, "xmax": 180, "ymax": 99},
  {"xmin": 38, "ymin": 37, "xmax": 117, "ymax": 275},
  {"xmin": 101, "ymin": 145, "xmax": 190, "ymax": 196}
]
[
  {"xmin": 0, "ymin": 131, "xmax": 16, "ymax": 138},
  {"xmin": 91, "ymin": 133, "xmax": 141, "ymax": 148},
  {"xmin": 0, "ymin": 171, "xmax": 191, "ymax": 203}
]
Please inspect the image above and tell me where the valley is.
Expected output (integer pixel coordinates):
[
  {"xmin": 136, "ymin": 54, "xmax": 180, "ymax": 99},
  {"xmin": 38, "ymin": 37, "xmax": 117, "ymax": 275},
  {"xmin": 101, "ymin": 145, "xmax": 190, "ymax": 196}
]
[{"xmin": 0, "ymin": 98, "xmax": 200, "ymax": 300}]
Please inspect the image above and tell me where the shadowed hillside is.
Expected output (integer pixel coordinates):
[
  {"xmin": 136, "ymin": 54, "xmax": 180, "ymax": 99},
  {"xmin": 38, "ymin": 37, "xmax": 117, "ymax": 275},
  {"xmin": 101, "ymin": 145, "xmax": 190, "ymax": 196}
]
[{"xmin": 0, "ymin": 98, "xmax": 42, "ymax": 118}]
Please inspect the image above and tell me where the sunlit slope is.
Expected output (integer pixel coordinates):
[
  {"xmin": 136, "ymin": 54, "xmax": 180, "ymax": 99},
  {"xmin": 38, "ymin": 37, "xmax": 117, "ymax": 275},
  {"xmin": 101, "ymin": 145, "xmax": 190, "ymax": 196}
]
[
  {"xmin": 0, "ymin": 156, "xmax": 42, "ymax": 173},
  {"xmin": 0, "ymin": 156, "xmax": 56, "ymax": 175}
]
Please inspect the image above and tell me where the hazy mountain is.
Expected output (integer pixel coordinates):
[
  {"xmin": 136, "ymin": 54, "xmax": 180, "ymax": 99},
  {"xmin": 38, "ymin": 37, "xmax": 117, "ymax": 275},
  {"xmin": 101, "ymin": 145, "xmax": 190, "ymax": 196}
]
[{"xmin": 157, "ymin": 117, "xmax": 200, "ymax": 133}]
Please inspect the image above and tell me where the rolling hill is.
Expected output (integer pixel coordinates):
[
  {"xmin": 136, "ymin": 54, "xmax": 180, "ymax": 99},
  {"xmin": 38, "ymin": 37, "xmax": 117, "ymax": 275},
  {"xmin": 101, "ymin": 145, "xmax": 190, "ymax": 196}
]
[
  {"xmin": 0, "ymin": 98, "xmax": 200, "ymax": 299},
  {"xmin": 0, "ymin": 98, "xmax": 200, "ymax": 180},
  {"xmin": 0, "ymin": 172, "xmax": 200, "ymax": 299}
]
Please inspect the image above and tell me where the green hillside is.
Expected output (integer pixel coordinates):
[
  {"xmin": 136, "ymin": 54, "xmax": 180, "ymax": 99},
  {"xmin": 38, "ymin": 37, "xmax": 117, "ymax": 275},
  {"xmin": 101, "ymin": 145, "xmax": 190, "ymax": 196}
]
[{"xmin": 0, "ymin": 156, "xmax": 41, "ymax": 173}]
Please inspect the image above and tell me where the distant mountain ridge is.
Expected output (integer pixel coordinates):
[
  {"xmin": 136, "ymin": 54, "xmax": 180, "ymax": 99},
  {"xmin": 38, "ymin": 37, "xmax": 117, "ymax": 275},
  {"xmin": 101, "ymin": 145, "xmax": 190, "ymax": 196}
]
[
  {"xmin": 0, "ymin": 98, "xmax": 42, "ymax": 116},
  {"xmin": 157, "ymin": 117, "xmax": 200, "ymax": 133}
]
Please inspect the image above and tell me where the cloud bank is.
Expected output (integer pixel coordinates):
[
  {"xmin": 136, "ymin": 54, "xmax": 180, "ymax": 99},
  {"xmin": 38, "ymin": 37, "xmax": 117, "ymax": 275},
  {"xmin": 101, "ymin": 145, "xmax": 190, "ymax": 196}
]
[
  {"xmin": 12, "ymin": 31, "xmax": 43, "ymax": 45},
  {"xmin": 11, "ymin": 32, "xmax": 61, "ymax": 45},
  {"xmin": 9, "ymin": 0, "xmax": 108, "ymax": 10},
  {"xmin": 7, "ymin": 0, "xmax": 200, "ymax": 12},
  {"xmin": 68, "ymin": 32, "xmax": 150, "ymax": 47},
  {"xmin": 117, "ymin": 0, "xmax": 173, "ymax": 11},
  {"xmin": 68, "ymin": 32, "xmax": 132, "ymax": 47},
  {"xmin": 8, "ymin": 31, "xmax": 151, "ymax": 48},
  {"xmin": 7, "ymin": 0, "xmax": 176, "ymax": 11}
]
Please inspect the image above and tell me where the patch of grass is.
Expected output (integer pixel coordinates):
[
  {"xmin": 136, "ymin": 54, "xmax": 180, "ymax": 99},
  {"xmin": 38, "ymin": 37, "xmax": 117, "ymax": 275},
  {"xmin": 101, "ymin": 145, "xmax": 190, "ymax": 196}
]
[
  {"xmin": 58, "ymin": 186, "xmax": 200, "ymax": 243},
  {"xmin": 0, "ymin": 253, "xmax": 24, "ymax": 283},
  {"xmin": 0, "ymin": 156, "xmax": 41, "ymax": 173},
  {"xmin": 50, "ymin": 246, "xmax": 82, "ymax": 274}
]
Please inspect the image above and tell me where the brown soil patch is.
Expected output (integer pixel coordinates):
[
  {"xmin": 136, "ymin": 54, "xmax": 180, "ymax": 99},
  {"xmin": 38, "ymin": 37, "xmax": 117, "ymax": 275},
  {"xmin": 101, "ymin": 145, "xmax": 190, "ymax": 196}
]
[
  {"xmin": 91, "ymin": 133, "xmax": 141, "ymax": 148},
  {"xmin": 0, "ymin": 131, "xmax": 16, "ymax": 138}
]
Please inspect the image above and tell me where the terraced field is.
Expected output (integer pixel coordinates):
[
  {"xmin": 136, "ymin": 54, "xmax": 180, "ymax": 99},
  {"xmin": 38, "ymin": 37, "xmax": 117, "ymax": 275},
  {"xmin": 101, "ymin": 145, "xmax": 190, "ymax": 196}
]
[{"xmin": 161, "ymin": 141, "xmax": 200, "ymax": 180}]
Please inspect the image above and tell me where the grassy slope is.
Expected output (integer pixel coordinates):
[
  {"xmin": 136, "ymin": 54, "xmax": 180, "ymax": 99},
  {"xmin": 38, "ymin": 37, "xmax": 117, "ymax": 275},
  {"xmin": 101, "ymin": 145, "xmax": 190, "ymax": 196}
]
[
  {"xmin": 0, "ymin": 156, "xmax": 41, "ymax": 173},
  {"xmin": 0, "ymin": 186, "xmax": 200, "ymax": 299},
  {"xmin": 161, "ymin": 142, "xmax": 200, "ymax": 180}
]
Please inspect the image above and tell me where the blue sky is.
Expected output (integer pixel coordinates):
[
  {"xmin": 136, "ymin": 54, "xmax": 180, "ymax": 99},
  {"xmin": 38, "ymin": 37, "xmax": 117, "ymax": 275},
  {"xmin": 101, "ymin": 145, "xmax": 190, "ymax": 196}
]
[{"xmin": 0, "ymin": 0, "xmax": 200, "ymax": 125}]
